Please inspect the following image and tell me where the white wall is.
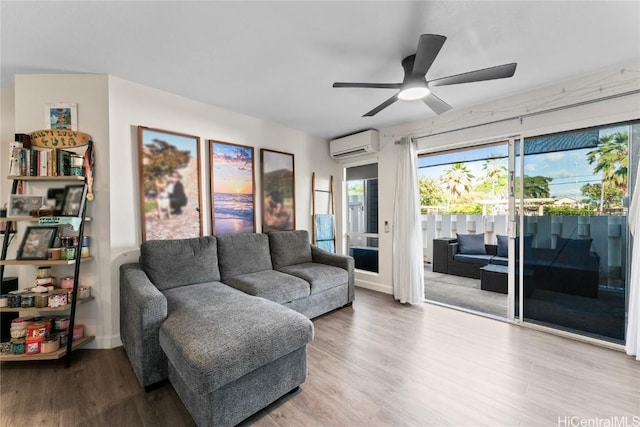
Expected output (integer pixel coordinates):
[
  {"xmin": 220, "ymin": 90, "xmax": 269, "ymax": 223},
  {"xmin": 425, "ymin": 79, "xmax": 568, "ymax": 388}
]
[
  {"xmin": 1, "ymin": 88, "xmax": 16, "ymax": 280},
  {"xmin": 362, "ymin": 61, "xmax": 640, "ymax": 295},
  {"xmin": 107, "ymin": 76, "xmax": 339, "ymax": 347},
  {"xmin": 1, "ymin": 88, "xmax": 15, "ymax": 201},
  {"xmin": 10, "ymin": 74, "xmax": 111, "ymax": 346},
  {"xmin": 3, "ymin": 73, "xmax": 339, "ymax": 349}
]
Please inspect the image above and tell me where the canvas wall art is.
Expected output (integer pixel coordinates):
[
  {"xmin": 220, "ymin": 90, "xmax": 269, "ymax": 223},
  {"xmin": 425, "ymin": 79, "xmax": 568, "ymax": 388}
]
[
  {"xmin": 209, "ymin": 140, "xmax": 255, "ymax": 235},
  {"xmin": 137, "ymin": 126, "xmax": 202, "ymax": 241},
  {"xmin": 260, "ymin": 149, "xmax": 295, "ymax": 232},
  {"xmin": 45, "ymin": 103, "xmax": 77, "ymax": 131}
]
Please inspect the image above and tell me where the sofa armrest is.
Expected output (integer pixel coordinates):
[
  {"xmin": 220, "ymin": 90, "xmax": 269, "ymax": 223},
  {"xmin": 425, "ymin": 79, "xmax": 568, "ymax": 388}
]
[
  {"xmin": 120, "ymin": 262, "xmax": 168, "ymax": 388},
  {"xmin": 311, "ymin": 245, "xmax": 355, "ymax": 303},
  {"xmin": 447, "ymin": 242, "xmax": 459, "ymax": 260}
]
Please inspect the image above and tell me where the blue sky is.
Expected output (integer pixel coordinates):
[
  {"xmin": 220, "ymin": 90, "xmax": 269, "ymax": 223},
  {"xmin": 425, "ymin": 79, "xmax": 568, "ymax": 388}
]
[{"xmin": 418, "ymin": 125, "xmax": 627, "ymax": 199}]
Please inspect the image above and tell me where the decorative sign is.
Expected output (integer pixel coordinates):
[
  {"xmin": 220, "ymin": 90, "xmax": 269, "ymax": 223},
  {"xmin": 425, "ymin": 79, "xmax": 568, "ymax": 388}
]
[
  {"xmin": 38, "ymin": 216, "xmax": 82, "ymax": 231},
  {"xmin": 29, "ymin": 129, "xmax": 91, "ymax": 148}
]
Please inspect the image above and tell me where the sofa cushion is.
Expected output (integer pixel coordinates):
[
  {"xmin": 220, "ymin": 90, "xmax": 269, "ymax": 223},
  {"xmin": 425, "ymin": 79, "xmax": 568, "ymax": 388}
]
[
  {"xmin": 456, "ymin": 233, "xmax": 486, "ymax": 255},
  {"xmin": 490, "ymin": 256, "xmax": 509, "ymax": 266},
  {"xmin": 160, "ymin": 282, "xmax": 314, "ymax": 395},
  {"xmin": 278, "ymin": 263, "xmax": 348, "ymax": 294},
  {"xmin": 140, "ymin": 236, "xmax": 220, "ymax": 291},
  {"xmin": 496, "ymin": 235, "xmax": 508, "ymax": 258},
  {"xmin": 217, "ymin": 233, "xmax": 273, "ymax": 280},
  {"xmin": 223, "ymin": 270, "xmax": 310, "ymax": 304},
  {"xmin": 556, "ymin": 237, "xmax": 593, "ymax": 267},
  {"xmin": 453, "ymin": 253, "xmax": 493, "ymax": 265},
  {"xmin": 268, "ymin": 230, "xmax": 312, "ymax": 269}
]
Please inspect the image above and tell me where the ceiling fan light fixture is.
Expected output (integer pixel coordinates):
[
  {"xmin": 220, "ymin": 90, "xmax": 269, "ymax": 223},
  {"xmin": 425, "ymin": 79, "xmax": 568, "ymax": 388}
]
[{"xmin": 397, "ymin": 85, "xmax": 430, "ymax": 101}]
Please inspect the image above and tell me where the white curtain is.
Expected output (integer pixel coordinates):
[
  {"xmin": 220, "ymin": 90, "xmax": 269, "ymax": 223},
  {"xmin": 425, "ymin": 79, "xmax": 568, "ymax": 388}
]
[
  {"xmin": 393, "ymin": 136, "xmax": 424, "ymax": 304},
  {"xmin": 626, "ymin": 171, "xmax": 640, "ymax": 360}
]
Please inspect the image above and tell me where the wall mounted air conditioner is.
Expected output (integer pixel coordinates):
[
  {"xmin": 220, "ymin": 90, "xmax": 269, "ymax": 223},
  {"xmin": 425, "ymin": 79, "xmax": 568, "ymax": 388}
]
[{"xmin": 329, "ymin": 130, "xmax": 379, "ymax": 160}]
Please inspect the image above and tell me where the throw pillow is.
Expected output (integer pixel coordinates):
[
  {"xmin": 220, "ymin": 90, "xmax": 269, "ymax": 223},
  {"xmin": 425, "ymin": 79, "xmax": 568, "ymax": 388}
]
[
  {"xmin": 456, "ymin": 233, "xmax": 486, "ymax": 255},
  {"xmin": 496, "ymin": 235, "xmax": 508, "ymax": 257},
  {"xmin": 555, "ymin": 237, "xmax": 592, "ymax": 266}
]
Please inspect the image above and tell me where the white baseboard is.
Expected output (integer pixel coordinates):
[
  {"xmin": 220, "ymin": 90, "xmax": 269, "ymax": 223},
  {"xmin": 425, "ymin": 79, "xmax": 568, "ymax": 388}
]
[
  {"xmin": 88, "ymin": 334, "xmax": 122, "ymax": 349},
  {"xmin": 355, "ymin": 280, "xmax": 392, "ymax": 295}
]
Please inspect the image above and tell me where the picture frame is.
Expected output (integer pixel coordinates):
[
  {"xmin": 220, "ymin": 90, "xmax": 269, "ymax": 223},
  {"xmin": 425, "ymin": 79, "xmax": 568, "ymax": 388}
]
[
  {"xmin": 60, "ymin": 184, "xmax": 87, "ymax": 217},
  {"xmin": 45, "ymin": 103, "xmax": 78, "ymax": 131},
  {"xmin": 17, "ymin": 226, "xmax": 58, "ymax": 260},
  {"xmin": 260, "ymin": 149, "xmax": 295, "ymax": 232},
  {"xmin": 209, "ymin": 140, "xmax": 256, "ymax": 235},
  {"xmin": 138, "ymin": 126, "xmax": 203, "ymax": 241},
  {"xmin": 8, "ymin": 195, "xmax": 43, "ymax": 217}
]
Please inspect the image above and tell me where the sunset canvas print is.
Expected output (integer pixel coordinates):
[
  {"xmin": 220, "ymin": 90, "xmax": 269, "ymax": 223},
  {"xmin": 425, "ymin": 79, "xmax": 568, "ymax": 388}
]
[{"xmin": 210, "ymin": 140, "xmax": 255, "ymax": 234}]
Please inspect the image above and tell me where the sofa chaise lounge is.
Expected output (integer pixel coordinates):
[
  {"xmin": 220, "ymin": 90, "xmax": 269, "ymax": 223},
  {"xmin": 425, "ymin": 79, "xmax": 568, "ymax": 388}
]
[{"xmin": 120, "ymin": 230, "xmax": 354, "ymax": 426}]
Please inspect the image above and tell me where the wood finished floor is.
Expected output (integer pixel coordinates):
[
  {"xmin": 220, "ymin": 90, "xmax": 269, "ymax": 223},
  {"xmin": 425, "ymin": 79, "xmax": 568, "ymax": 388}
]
[{"xmin": 1, "ymin": 288, "xmax": 638, "ymax": 426}]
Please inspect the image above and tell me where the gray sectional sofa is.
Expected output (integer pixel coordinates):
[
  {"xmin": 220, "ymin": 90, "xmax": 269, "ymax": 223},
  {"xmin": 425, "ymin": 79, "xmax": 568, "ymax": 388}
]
[{"xmin": 120, "ymin": 230, "xmax": 354, "ymax": 426}]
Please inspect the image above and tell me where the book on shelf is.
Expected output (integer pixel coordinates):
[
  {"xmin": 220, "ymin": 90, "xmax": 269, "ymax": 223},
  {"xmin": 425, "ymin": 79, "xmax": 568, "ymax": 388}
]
[
  {"xmin": 8, "ymin": 141, "xmax": 22, "ymax": 176},
  {"xmin": 8, "ymin": 146, "xmax": 84, "ymax": 178}
]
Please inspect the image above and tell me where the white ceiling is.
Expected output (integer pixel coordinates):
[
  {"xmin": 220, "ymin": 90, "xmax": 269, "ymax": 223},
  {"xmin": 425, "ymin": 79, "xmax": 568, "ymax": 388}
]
[{"xmin": 1, "ymin": 1, "xmax": 639, "ymax": 140}]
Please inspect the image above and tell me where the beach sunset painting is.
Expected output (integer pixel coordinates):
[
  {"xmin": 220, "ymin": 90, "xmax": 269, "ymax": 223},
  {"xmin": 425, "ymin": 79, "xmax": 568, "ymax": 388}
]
[{"xmin": 210, "ymin": 140, "xmax": 255, "ymax": 235}]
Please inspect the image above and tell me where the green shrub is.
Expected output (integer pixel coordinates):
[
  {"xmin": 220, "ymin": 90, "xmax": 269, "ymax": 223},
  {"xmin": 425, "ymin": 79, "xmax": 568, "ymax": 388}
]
[
  {"xmin": 448, "ymin": 203, "xmax": 483, "ymax": 214},
  {"xmin": 544, "ymin": 206, "xmax": 595, "ymax": 216}
]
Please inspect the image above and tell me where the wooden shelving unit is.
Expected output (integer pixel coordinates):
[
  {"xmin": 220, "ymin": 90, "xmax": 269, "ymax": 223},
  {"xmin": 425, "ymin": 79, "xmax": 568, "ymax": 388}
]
[
  {"xmin": 0, "ymin": 257, "xmax": 93, "ymax": 266},
  {"xmin": 0, "ymin": 296, "xmax": 94, "ymax": 313},
  {"xmin": 7, "ymin": 175, "xmax": 85, "ymax": 182},
  {"xmin": 0, "ymin": 217, "xmax": 92, "ymax": 223},
  {"xmin": 0, "ymin": 335, "xmax": 94, "ymax": 362},
  {"xmin": 1, "ymin": 172, "xmax": 93, "ymax": 367}
]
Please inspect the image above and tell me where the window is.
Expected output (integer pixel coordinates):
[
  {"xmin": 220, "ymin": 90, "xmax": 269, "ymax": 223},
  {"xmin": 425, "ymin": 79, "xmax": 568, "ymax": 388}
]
[{"xmin": 346, "ymin": 163, "xmax": 378, "ymax": 273}]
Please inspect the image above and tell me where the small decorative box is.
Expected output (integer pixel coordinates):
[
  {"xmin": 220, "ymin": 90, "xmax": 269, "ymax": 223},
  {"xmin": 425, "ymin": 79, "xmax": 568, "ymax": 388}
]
[
  {"xmin": 25, "ymin": 337, "xmax": 43, "ymax": 355},
  {"xmin": 78, "ymin": 286, "xmax": 91, "ymax": 300},
  {"xmin": 7, "ymin": 294, "xmax": 21, "ymax": 308},
  {"xmin": 34, "ymin": 294, "xmax": 49, "ymax": 308},
  {"xmin": 41, "ymin": 336, "xmax": 60, "ymax": 353},
  {"xmin": 48, "ymin": 293, "xmax": 68, "ymax": 308}
]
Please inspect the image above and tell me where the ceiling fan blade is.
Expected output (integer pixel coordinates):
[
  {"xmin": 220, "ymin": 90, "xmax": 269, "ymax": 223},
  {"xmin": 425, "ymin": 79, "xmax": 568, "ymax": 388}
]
[
  {"xmin": 333, "ymin": 82, "xmax": 402, "ymax": 89},
  {"xmin": 363, "ymin": 94, "xmax": 398, "ymax": 117},
  {"xmin": 430, "ymin": 63, "xmax": 517, "ymax": 86},
  {"xmin": 412, "ymin": 34, "xmax": 447, "ymax": 76},
  {"xmin": 423, "ymin": 93, "xmax": 452, "ymax": 115}
]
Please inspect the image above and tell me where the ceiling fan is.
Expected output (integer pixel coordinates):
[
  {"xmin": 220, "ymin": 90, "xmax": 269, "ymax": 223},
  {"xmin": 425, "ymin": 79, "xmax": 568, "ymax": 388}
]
[{"xmin": 332, "ymin": 34, "xmax": 517, "ymax": 117}]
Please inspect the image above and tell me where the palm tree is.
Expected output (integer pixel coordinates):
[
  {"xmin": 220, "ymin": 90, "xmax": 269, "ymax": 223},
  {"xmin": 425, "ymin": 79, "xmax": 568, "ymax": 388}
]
[
  {"xmin": 440, "ymin": 163, "xmax": 474, "ymax": 202},
  {"xmin": 482, "ymin": 157, "xmax": 507, "ymax": 198},
  {"xmin": 586, "ymin": 130, "xmax": 628, "ymax": 213}
]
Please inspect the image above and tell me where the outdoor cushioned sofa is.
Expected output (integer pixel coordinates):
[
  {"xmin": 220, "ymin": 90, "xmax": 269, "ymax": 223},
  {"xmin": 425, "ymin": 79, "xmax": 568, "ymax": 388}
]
[
  {"xmin": 434, "ymin": 233, "xmax": 600, "ymax": 297},
  {"xmin": 120, "ymin": 230, "xmax": 354, "ymax": 426}
]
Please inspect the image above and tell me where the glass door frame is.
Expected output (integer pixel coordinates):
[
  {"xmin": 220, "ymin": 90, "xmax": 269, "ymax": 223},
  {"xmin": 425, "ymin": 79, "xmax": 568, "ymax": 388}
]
[{"xmin": 507, "ymin": 135, "xmax": 524, "ymax": 323}]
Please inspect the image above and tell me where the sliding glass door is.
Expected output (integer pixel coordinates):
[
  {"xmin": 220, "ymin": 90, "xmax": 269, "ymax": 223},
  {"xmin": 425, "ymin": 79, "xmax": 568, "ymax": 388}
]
[
  {"xmin": 514, "ymin": 124, "xmax": 634, "ymax": 343},
  {"xmin": 420, "ymin": 142, "xmax": 510, "ymax": 318},
  {"xmin": 420, "ymin": 121, "xmax": 635, "ymax": 344}
]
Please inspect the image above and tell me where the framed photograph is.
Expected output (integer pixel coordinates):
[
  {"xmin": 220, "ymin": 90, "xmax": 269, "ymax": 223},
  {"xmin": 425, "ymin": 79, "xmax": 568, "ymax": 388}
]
[
  {"xmin": 17, "ymin": 226, "xmax": 58, "ymax": 260},
  {"xmin": 260, "ymin": 149, "xmax": 295, "ymax": 232},
  {"xmin": 138, "ymin": 126, "xmax": 203, "ymax": 241},
  {"xmin": 210, "ymin": 140, "xmax": 255, "ymax": 235},
  {"xmin": 45, "ymin": 103, "xmax": 78, "ymax": 131},
  {"xmin": 61, "ymin": 184, "xmax": 87, "ymax": 216},
  {"xmin": 8, "ymin": 195, "xmax": 43, "ymax": 217}
]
